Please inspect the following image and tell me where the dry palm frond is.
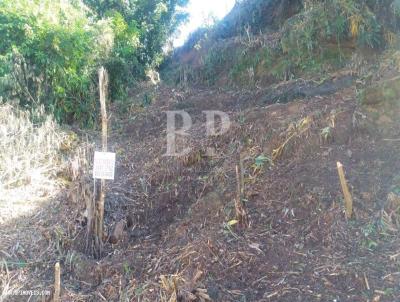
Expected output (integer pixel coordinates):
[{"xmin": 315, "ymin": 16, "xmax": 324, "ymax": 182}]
[
  {"xmin": 192, "ymin": 288, "xmax": 212, "ymax": 301},
  {"xmin": 381, "ymin": 210, "xmax": 398, "ymax": 233},
  {"xmin": 384, "ymin": 30, "xmax": 398, "ymax": 47},
  {"xmin": 160, "ymin": 272, "xmax": 213, "ymax": 302},
  {"xmin": 383, "ymin": 193, "xmax": 400, "ymax": 231},
  {"xmin": 160, "ymin": 275, "xmax": 183, "ymax": 302},
  {"xmin": 349, "ymin": 15, "xmax": 361, "ymax": 38},
  {"xmin": 272, "ymin": 116, "xmax": 312, "ymax": 161}
]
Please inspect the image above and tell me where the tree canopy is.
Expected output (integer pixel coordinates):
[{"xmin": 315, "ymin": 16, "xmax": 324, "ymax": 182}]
[{"xmin": 0, "ymin": 0, "xmax": 188, "ymax": 126}]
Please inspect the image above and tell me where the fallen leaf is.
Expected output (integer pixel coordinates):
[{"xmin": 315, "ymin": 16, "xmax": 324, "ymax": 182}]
[{"xmin": 227, "ymin": 219, "xmax": 239, "ymax": 226}]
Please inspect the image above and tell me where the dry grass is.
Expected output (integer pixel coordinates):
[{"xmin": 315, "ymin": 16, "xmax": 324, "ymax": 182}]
[
  {"xmin": 0, "ymin": 261, "xmax": 22, "ymax": 298},
  {"xmin": 272, "ymin": 116, "xmax": 312, "ymax": 161},
  {"xmin": 0, "ymin": 103, "xmax": 77, "ymax": 301},
  {"xmin": 0, "ymin": 102, "xmax": 67, "ymax": 221}
]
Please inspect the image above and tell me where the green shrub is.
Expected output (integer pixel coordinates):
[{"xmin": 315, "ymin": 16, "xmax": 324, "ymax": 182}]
[
  {"xmin": 0, "ymin": 0, "xmax": 188, "ymax": 126},
  {"xmin": 281, "ymin": 0, "xmax": 383, "ymax": 73},
  {"xmin": 86, "ymin": 0, "xmax": 189, "ymax": 100},
  {"xmin": 201, "ymin": 44, "xmax": 237, "ymax": 85},
  {"xmin": 0, "ymin": 0, "xmax": 112, "ymax": 126},
  {"xmin": 229, "ymin": 47, "xmax": 269, "ymax": 84},
  {"xmin": 394, "ymin": 0, "xmax": 400, "ymax": 16}
]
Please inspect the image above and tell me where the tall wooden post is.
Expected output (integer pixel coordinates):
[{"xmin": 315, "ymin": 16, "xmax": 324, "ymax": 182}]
[{"xmin": 95, "ymin": 67, "xmax": 109, "ymax": 257}]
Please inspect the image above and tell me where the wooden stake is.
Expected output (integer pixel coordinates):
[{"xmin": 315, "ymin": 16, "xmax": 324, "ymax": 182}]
[
  {"xmin": 364, "ymin": 272, "xmax": 370, "ymax": 291},
  {"xmin": 235, "ymin": 159, "xmax": 249, "ymax": 228},
  {"xmin": 99, "ymin": 67, "xmax": 108, "ymax": 152},
  {"xmin": 95, "ymin": 67, "xmax": 109, "ymax": 257},
  {"xmin": 337, "ymin": 162, "xmax": 353, "ymax": 219},
  {"xmin": 239, "ymin": 154, "xmax": 245, "ymax": 196},
  {"xmin": 54, "ymin": 262, "xmax": 60, "ymax": 302}
]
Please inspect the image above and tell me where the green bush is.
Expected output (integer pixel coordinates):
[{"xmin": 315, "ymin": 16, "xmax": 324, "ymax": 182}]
[
  {"xmin": 105, "ymin": 12, "xmax": 142, "ymax": 101},
  {"xmin": 0, "ymin": 0, "xmax": 188, "ymax": 126},
  {"xmin": 281, "ymin": 0, "xmax": 383, "ymax": 73},
  {"xmin": 0, "ymin": 0, "xmax": 112, "ymax": 126},
  {"xmin": 85, "ymin": 0, "xmax": 189, "ymax": 101},
  {"xmin": 229, "ymin": 47, "xmax": 269, "ymax": 84}
]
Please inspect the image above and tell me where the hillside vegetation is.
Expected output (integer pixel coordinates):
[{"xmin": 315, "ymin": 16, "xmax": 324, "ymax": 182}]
[
  {"xmin": 1, "ymin": 1, "xmax": 400, "ymax": 302},
  {"xmin": 0, "ymin": 0, "xmax": 187, "ymax": 125},
  {"xmin": 164, "ymin": 0, "xmax": 400, "ymax": 87}
]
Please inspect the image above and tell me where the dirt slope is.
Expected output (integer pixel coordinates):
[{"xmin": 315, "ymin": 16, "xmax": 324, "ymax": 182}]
[
  {"xmin": 1, "ymin": 66, "xmax": 400, "ymax": 301},
  {"xmin": 97, "ymin": 78, "xmax": 400, "ymax": 302}
]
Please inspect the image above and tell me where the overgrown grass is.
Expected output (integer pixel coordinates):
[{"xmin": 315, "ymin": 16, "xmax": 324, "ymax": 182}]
[{"xmin": 0, "ymin": 103, "xmax": 67, "ymax": 201}]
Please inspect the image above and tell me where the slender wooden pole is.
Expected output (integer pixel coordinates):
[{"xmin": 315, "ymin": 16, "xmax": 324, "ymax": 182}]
[
  {"xmin": 235, "ymin": 156, "xmax": 249, "ymax": 228},
  {"xmin": 239, "ymin": 154, "xmax": 245, "ymax": 196},
  {"xmin": 53, "ymin": 262, "xmax": 60, "ymax": 302},
  {"xmin": 337, "ymin": 162, "xmax": 353, "ymax": 219},
  {"xmin": 95, "ymin": 67, "xmax": 109, "ymax": 257},
  {"xmin": 235, "ymin": 164, "xmax": 241, "ymax": 219}
]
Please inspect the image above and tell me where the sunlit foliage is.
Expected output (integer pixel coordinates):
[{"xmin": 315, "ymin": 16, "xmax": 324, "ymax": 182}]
[{"xmin": 0, "ymin": 0, "xmax": 188, "ymax": 126}]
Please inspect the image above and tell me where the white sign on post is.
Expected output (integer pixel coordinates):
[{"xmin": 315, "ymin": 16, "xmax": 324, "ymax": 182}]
[{"xmin": 93, "ymin": 152, "xmax": 116, "ymax": 180}]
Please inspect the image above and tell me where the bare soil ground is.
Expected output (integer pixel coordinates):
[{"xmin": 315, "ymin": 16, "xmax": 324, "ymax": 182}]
[{"xmin": 1, "ymin": 67, "xmax": 400, "ymax": 302}]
